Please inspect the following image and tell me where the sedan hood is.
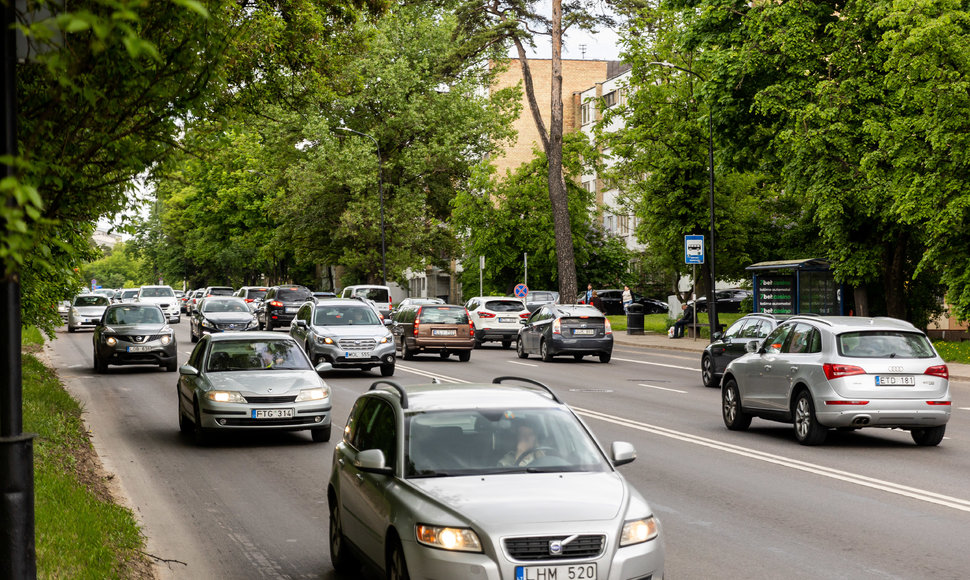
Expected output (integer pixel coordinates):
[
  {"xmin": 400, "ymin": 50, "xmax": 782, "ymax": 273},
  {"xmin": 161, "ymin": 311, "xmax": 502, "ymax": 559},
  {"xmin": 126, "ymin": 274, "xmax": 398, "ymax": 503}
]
[
  {"xmin": 206, "ymin": 370, "xmax": 321, "ymax": 394},
  {"xmin": 409, "ymin": 472, "xmax": 625, "ymax": 526},
  {"xmin": 200, "ymin": 312, "xmax": 254, "ymax": 324}
]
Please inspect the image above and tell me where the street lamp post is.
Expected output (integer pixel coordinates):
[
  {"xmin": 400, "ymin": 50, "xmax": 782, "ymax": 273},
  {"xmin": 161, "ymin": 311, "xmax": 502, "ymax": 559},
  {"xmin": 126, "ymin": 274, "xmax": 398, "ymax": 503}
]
[
  {"xmin": 336, "ymin": 126, "xmax": 387, "ymax": 286},
  {"xmin": 648, "ymin": 61, "xmax": 718, "ymax": 339}
]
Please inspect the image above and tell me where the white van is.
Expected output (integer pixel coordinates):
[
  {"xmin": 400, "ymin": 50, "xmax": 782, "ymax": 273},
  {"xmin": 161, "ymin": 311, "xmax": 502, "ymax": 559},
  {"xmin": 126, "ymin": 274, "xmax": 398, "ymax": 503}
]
[
  {"xmin": 340, "ymin": 285, "xmax": 392, "ymax": 318},
  {"xmin": 136, "ymin": 285, "xmax": 181, "ymax": 323}
]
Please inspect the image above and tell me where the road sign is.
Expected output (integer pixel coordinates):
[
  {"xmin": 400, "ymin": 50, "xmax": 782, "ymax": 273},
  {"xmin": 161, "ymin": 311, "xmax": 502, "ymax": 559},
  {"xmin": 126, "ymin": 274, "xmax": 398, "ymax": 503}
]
[
  {"xmin": 685, "ymin": 235, "xmax": 704, "ymax": 265},
  {"xmin": 514, "ymin": 283, "xmax": 529, "ymax": 298}
]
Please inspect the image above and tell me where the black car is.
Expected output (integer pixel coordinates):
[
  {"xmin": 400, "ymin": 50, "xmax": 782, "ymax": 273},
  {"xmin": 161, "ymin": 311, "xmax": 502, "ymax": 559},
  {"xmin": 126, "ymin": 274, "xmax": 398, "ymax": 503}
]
[
  {"xmin": 700, "ymin": 313, "xmax": 789, "ymax": 388},
  {"xmin": 577, "ymin": 289, "xmax": 669, "ymax": 315},
  {"xmin": 190, "ymin": 297, "xmax": 260, "ymax": 342},
  {"xmin": 517, "ymin": 304, "xmax": 613, "ymax": 363},
  {"xmin": 257, "ymin": 285, "xmax": 313, "ymax": 331},
  {"xmin": 93, "ymin": 303, "xmax": 178, "ymax": 372},
  {"xmin": 692, "ymin": 289, "xmax": 752, "ymax": 314}
]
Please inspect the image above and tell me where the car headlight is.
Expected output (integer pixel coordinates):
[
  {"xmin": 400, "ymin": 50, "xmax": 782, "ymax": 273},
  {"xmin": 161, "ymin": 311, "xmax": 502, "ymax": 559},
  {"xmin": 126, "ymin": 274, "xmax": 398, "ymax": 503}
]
[
  {"xmin": 105, "ymin": 337, "xmax": 117, "ymax": 346},
  {"xmin": 295, "ymin": 387, "xmax": 329, "ymax": 401},
  {"xmin": 379, "ymin": 334, "xmax": 391, "ymax": 344},
  {"xmin": 160, "ymin": 334, "xmax": 172, "ymax": 345},
  {"xmin": 620, "ymin": 517, "xmax": 659, "ymax": 546},
  {"xmin": 71, "ymin": 307, "xmax": 79, "ymax": 316},
  {"xmin": 314, "ymin": 335, "xmax": 335, "ymax": 345},
  {"xmin": 207, "ymin": 391, "xmax": 246, "ymax": 403},
  {"xmin": 415, "ymin": 524, "xmax": 482, "ymax": 553},
  {"xmin": 247, "ymin": 317, "xmax": 259, "ymax": 328}
]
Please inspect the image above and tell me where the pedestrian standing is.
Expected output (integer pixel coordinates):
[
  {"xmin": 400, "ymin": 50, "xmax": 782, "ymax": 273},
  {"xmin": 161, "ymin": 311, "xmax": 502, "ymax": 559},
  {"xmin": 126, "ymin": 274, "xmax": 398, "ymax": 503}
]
[
  {"xmin": 585, "ymin": 283, "xmax": 593, "ymax": 304},
  {"xmin": 621, "ymin": 285, "xmax": 633, "ymax": 313},
  {"xmin": 590, "ymin": 290, "xmax": 604, "ymax": 313}
]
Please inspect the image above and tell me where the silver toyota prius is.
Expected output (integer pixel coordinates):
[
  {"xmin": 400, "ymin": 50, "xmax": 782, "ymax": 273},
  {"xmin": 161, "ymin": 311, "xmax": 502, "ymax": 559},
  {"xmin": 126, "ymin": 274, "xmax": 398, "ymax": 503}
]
[{"xmin": 328, "ymin": 377, "xmax": 664, "ymax": 580}]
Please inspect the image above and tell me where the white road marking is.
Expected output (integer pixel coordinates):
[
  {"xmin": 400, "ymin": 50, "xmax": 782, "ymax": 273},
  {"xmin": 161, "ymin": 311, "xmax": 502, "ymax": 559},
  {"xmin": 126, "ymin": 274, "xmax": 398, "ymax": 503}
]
[
  {"xmin": 959, "ymin": 407, "xmax": 970, "ymax": 411},
  {"xmin": 638, "ymin": 383, "xmax": 688, "ymax": 394},
  {"xmin": 508, "ymin": 361, "xmax": 538, "ymax": 368},
  {"xmin": 612, "ymin": 357, "xmax": 698, "ymax": 372},
  {"xmin": 396, "ymin": 365, "xmax": 471, "ymax": 384},
  {"xmin": 574, "ymin": 406, "xmax": 970, "ymax": 513}
]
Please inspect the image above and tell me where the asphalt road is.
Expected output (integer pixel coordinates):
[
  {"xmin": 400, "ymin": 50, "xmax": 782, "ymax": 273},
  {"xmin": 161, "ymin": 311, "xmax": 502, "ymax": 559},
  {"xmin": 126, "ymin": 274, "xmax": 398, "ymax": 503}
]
[{"xmin": 44, "ymin": 322, "xmax": 970, "ymax": 579}]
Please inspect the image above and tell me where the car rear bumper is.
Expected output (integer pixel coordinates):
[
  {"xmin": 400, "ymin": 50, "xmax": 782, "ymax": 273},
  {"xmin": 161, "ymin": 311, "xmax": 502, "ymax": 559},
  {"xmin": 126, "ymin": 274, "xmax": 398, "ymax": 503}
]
[
  {"xmin": 411, "ymin": 337, "xmax": 475, "ymax": 352},
  {"xmin": 549, "ymin": 335, "xmax": 614, "ymax": 355},
  {"xmin": 816, "ymin": 398, "xmax": 951, "ymax": 428}
]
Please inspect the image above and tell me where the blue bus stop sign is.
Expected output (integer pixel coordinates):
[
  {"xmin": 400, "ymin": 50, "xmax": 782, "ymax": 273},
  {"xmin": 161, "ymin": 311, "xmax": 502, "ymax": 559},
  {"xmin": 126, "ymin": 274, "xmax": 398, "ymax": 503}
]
[
  {"xmin": 685, "ymin": 235, "xmax": 704, "ymax": 265},
  {"xmin": 514, "ymin": 283, "xmax": 529, "ymax": 298}
]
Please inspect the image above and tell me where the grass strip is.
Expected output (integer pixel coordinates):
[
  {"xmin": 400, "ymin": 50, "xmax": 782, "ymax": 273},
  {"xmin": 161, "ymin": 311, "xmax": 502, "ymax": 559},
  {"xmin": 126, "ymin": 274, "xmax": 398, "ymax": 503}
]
[{"xmin": 21, "ymin": 334, "xmax": 153, "ymax": 578}]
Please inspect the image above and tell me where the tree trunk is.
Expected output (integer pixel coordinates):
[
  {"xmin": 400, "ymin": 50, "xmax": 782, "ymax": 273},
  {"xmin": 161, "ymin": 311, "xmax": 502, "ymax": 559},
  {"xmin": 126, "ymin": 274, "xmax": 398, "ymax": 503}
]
[
  {"xmin": 853, "ymin": 286, "xmax": 868, "ymax": 317},
  {"xmin": 545, "ymin": 0, "xmax": 577, "ymax": 302},
  {"xmin": 884, "ymin": 233, "xmax": 908, "ymax": 320}
]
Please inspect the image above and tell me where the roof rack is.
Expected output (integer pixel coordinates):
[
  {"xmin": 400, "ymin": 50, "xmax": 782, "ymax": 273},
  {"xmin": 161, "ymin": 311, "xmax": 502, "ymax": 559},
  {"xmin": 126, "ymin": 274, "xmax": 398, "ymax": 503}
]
[
  {"xmin": 788, "ymin": 314, "xmax": 833, "ymax": 326},
  {"xmin": 369, "ymin": 380, "xmax": 409, "ymax": 409},
  {"xmin": 491, "ymin": 376, "xmax": 562, "ymax": 404}
]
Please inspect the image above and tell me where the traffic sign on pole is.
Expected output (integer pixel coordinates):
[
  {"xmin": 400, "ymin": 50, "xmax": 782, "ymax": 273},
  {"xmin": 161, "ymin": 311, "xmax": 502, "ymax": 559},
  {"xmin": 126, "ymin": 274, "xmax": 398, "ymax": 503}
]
[
  {"xmin": 685, "ymin": 235, "xmax": 704, "ymax": 265},
  {"xmin": 514, "ymin": 283, "xmax": 529, "ymax": 298}
]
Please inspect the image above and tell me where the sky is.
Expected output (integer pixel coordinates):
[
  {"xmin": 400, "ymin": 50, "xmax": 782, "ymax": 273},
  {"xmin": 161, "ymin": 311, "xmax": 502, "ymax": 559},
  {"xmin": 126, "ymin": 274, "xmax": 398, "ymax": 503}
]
[{"xmin": 517, "ymin": 1, "xmax": 624, "ymax": 61}]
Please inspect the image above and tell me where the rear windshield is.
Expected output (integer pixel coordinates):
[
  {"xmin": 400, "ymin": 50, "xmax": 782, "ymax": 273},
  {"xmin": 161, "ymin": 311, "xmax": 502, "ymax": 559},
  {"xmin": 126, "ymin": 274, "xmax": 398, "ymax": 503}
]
[
  {"xmin": 141, "ymin": 287, "xmax": 175, "ymax": 298},
  {"xmin": 105, "ymin": 306, "xmax": 164, "ymax": 325},
  {"xmin": 277, "ymin": 288, "xmax": 312, "ymax": 301},
  {"xmin": 837, "ymin": 331, "xmax": 936, "ymax": 359},
  {"xmin": 120, "ymin": 290, "xmax": 139, "ymax": 299},
  {"xmin": 314, "ymin": 306, "xmax": 381, "ymax": 326},
  {"xmin": 74, "ymin": 295, "xmax": 110, "ymax": 307},
  {"xmin": 417, "ymin": 307, "xmax": 469, "ymax": 324},
  {"xmin": 485, "ymin": 300, "xmax": 525, "ymax": 312},
  {"xmin": 559, "ymin": 305, "xmax": 603, "ymax": 318},
  {"xmin": 247, "ymin": 289, "xmax": 268, "ymax": 299},
  {"xmin": 208, "ymin": 287, "xmax": 234, "ymax": 296},
  {"xmin": 202, "ymin": 299, "xmax": 250, "ymax": 313},
  {"xmin": 529, "ymin": 292, "xmax": 554, "ymax": 302},
  {"xmin": 353, "ymin": 288, "xmax": 390, "ymax": 302}
]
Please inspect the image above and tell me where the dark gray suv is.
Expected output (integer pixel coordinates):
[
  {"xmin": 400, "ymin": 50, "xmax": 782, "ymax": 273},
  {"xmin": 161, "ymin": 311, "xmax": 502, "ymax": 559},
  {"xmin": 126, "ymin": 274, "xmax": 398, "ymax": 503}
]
[{"xmin": 256, "ymin": 285, "xmax": 313, "ymax": 331}]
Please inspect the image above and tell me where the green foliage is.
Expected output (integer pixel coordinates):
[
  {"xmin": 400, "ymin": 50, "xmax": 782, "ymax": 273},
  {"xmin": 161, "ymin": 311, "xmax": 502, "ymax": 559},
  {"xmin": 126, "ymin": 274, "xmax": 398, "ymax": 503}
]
[
  {"xmin": 23, "ymin": 355, "xmax": 150, "ymax": 577},
  {"xmin": 452, "ymin": 135, "xmax": 630, "ymax": 295},
  {"xmin": 81, "ymin": 242, "xmax": 149, "ymax": 289},
  {"xmin": 932, "ymin": 340, "xmax": 970, "ymax": 365}
]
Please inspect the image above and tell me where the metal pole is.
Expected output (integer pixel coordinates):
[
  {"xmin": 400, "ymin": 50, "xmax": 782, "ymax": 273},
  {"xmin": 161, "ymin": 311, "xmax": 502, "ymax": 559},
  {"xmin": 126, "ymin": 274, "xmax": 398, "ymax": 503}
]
[
  {"xmin": 2, "ymin": 0, "xmax": 37, "ymax": 574},
  {"xmin": 524, "ymin": 252, "xmax": 528, "ymax": 287},
  {"xmin": 336, "ymin": 127, "xmax": 387, "ymax": 286},
  {"xmin": 692, "ymin": 264, "xmax": 697, "ymax": 342}
]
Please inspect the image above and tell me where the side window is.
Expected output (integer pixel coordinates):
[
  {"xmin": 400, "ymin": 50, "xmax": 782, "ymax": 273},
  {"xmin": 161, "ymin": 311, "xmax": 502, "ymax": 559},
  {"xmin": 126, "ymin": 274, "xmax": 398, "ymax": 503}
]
[
  {"xmin": 785, "ymin": 323, "xmax": 820, "ymax": 355},
  {"xmin": 355, "ymin": 399, "xmax": 397, "ymax": 467},
  {"xmin": 723, "ymin": 319, "xmax": 748, "ymax": 339},
  {"xmin": 188, "ymin": 338, "xmax": 207, "ymax": 369},
  {"xmin": 763, "ymin": 324, "xmax": 793, "ymax": 354},
  {"xmin": 344, "ymin": 398, "xmax": 370, "ymax": 446},
  {"xmin": 807, "ymin": 327, "xmax": 822, "ymax": 353},
  {"xmin": 740, "ymin": 320, "xmax": 764, "ymax": 339}
]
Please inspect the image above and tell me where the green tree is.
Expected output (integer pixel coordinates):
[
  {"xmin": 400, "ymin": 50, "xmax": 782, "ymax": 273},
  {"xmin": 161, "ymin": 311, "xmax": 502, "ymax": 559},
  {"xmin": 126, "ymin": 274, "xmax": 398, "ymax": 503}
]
[{"xmin": 81, "ymin": 242, "xmax": 149, "ymax": 289}]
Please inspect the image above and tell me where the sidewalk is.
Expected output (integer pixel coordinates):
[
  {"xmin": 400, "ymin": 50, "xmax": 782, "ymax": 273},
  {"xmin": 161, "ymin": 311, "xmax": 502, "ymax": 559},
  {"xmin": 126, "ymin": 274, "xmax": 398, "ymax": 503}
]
[{"xmin": 613, "ymin": 330, "xmax": 970, "ymax": 383}]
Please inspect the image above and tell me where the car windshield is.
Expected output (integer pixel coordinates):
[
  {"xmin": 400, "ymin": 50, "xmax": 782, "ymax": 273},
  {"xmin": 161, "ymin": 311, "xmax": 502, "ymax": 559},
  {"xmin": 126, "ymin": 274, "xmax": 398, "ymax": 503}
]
[
  {"xmin": 206, "ymin": 340, "xmax": 311, "ymax": 372},
  {"xmin": 105, "ymin": 306, "xmax": 164, "ymax": 325},
  {"xmin": 314, "ymin": 306, "xmax": 381, "ymax": 326},
  {"xmin": 405, "ymin": 408, "xmax": 609, "ymax": 478},
  {"xmin": 837, "ymin": 331, "xmax": 937, "ymax": 359},
  {"xmin": 208, "ymin": 288, "xmax": 234, "ymax": 296},
  {"xmin": 277, "ymin": 287, "xmax": 311, "ymax": 301},
  {"xmin": 353, "ymin": 288, "xmax": 389, "ymax": 302},
  {"xmin": 417, "ymin": 307, "xmax": 469, "ymax": 324},
  {"xmin": 202, "ymin": 299, "xmax": 250, "ymax": 313},
  {"xmin": 141, "ymin": 287, "xmax": 175, "ymax": 298},
  {"xmin": 74, "ymin": 296, "xmax": 109, "ymax": 307},
  {"xmin": 485, "ymin": 300, "xmax": 525, "ymax": 312}
]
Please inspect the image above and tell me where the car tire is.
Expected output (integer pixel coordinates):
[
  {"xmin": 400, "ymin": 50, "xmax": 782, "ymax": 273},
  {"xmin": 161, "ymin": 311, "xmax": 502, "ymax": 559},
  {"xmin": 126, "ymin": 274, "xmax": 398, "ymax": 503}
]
[
  {"xmin": 402, "ymin": 340, "xmax": 415, "ymax": 361},
  {"xmin": 516, "ymin": 339, "xmax": 528, "ymax": 359},
  {"xmin": 457, "ymin": 350, "xmax": 471, "ymax": 362},
  {"xmin": 178, "ymin": 393, "xmax": 192, "ymax": 435},
  {"xmin": 573, "ymin": 354, "xmax": 584, "ymax": 361},
  {"xmin": 793, "ymin": 389, "xmax": 827, "ymax": 445},
  {"xmin": 387, "ymin": 537, "xmax": 411, "ymax": 580},
  {"xmin": 165, "ymin": 358, "xmax": 178, "ymax": 373},
  {"xmin": 598, "ymin": 352, "xmax": 611, "ymax": 363},
  {"xmin": 190, "ymin": 326, "xmax": 198, "ymax": 343},
  {"xmin": 911, "ymin": 425, "xmax": 946, "ymax": 446},
  {"xmin": 701, "ymin": 353, "xmax": 718, "ymax": 388},
  {"xmin": 192, "ymin": 400, "xmax": 208, "ymax": 446},
  {"xmin": 380, "ymin": 362, "xmax": 395, "ymax": 377},
  {"xmin": 265, "ymin": 318, "xmax": 274, "ymax": 332},
  {"xmin": 722, "ymin": 378, "xmax": 752, "ymax": 431},
  {"xmin": 329, "ymin": 500, "xmax": 358, "ymax": 574},
  {"xmin": 68, "ymin": 325, "xmax": 76, "ymax": 333},
  {"xmin": 311, "ymin": 425, "xmax": 331, "ymax": 443},
  {"xmin": 93, "ymin": 353, "xmax": 107, "ymax": 373},
  {"xmin": 540, "ymin": 339, "xmax": 553, "ymax": 362},
  {"xmin": 501, "ymin": 340, "xmax": 512, "ymax": 349},
  {"xmin": 439, "ymin": 351, "xmax": 450, "ymax": 359}
]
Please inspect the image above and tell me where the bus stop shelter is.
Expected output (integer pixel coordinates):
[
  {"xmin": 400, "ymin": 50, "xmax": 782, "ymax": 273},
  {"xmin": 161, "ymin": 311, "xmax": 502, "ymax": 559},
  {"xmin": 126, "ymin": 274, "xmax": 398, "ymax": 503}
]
[{"xmin": 747, "ymin": 259, "xmax": 846, "ymax": 316}]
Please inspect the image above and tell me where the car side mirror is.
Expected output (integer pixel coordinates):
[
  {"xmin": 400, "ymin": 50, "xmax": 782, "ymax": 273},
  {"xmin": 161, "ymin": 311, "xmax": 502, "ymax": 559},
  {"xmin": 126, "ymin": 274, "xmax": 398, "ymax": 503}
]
[
  {"xmin": 611, "ymin": 441, "xmax": 637, "ymax": 466},
  {"xmin": 520, "ymin": 319, "xmax": 528, "ymax": 325},
  {"xmin": 315, "ymin": 362, "xmax": 333, "ymax": 376},
  {"xmin": 712, "ymin": 331, "xmax": 723, "ymax": 341},
  {"xmin": 384, "ymin": 319, "xmax": 394, "ymax": 326},
  {"xmin": 179, "ymin": 364, "xmax": 199, "ymax": 376},
  {"xmin": 745, "ymin": 340, "xmax": 761, "ymax": 354},
  {"xmin": 355, "ymin": 449, "xmax": 393, "ymax": 475},
  {"xmin": 295, "ymin": 319, "xmax": 307, "ymax": 329}
]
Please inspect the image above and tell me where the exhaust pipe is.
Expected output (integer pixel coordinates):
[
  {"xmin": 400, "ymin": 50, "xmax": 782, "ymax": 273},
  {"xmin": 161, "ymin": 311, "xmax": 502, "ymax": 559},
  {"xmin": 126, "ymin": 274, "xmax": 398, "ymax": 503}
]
[{"xmin": 852, "ymin": 416, "xmax": 871, "ymax": 426}]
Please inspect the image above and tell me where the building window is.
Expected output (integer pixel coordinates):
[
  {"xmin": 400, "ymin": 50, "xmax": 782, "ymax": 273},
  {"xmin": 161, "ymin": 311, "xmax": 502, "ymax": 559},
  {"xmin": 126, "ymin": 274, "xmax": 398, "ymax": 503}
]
[
  {"xmin": 619, "ymin": 215, "xmax": 630, "ymax": 236},
  {"xmin": 604, "ymin": 91, "xmax": 617, "ymax": 108},
  {"xmin": 582, "ymin": 102, "xmax": 593, "ymax": 125},
  {"xmin": 604, "ymin": 214, "xmax": 615, "ymax": 233}
]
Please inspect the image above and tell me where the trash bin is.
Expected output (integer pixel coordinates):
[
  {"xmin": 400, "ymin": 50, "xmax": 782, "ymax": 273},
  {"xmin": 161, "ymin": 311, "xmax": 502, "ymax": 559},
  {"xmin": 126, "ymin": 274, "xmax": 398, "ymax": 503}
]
[{"xmin": 626, "ymin": 303, "xmax": 644, "ymax": 335}]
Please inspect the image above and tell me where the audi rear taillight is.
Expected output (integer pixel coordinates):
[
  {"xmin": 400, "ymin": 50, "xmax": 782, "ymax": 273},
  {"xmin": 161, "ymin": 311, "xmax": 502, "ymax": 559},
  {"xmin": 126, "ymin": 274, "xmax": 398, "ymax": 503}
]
[
  {"xmin": 552, "ymin": 318, "xmax": 561, "ymax": 335},
  {"xmin": 924, "ymin": 365, "xmax": 949, "ymax": 380},
  {"xmin": 270, "ymin": 300, "xmax": 283, "ymax": 307},
  {"xmin": 823, "ymin": 363, "xmax": 867, "ymax": 380}
]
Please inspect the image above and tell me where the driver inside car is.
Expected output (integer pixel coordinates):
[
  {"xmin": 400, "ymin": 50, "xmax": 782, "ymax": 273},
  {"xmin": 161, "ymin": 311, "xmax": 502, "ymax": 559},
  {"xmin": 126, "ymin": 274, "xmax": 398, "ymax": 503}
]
[{"xmin": 498, "ymin": 421, "xmax": 546, "ymax": 467}]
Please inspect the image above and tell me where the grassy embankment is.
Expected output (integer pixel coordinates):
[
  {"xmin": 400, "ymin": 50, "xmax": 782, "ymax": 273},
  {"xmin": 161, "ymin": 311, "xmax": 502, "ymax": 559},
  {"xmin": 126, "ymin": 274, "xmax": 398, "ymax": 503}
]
[
  {"xmin": 21, "ymin": 327, "xmax": 153, "ymax": 578},
  {"xmin": 608, "ymin": 313, "xmax": 970, "ymax": 365}
]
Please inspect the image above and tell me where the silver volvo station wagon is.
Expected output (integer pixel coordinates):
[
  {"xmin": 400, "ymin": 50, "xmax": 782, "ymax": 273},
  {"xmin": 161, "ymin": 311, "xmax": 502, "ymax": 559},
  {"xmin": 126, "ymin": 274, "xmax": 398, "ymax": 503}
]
[
  {"xmin": 721, "ymin": 316, "xmax": 951, "ymax": 446},
  {"xmin": 328, "ymin": 377, "xmax": 664, "ymax": 580}
]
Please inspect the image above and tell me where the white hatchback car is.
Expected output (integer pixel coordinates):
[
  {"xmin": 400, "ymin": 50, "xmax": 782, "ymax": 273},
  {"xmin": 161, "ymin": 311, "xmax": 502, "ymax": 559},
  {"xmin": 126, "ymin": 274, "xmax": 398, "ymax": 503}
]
[
  {"xmin": 137, "ymin": 284, "xmax": 181, "ymax": 323},
  {"xmin": 721, "ymin": 316, "xmax": 951, "ymax": 446},
  {"xmin": 464, "ymin": 296, "xmax": 530, "ymax": 349},
  {"xmin": 328, "ymin": 377, "xmax": 664, "ymax": 579}
]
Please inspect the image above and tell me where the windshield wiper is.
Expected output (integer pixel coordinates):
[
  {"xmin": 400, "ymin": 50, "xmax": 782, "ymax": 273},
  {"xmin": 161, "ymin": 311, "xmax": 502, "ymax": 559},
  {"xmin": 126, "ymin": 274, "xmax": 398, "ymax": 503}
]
[{"xmin": 408, "ymin": 470, "xmax": 455, "ymax": 478}]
